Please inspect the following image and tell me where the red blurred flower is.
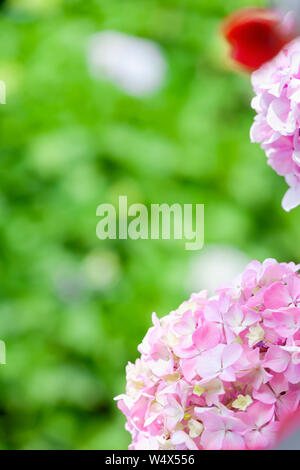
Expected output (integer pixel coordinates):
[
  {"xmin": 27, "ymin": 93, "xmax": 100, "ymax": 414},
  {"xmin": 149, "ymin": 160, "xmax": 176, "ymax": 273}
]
[{"xmin": 221, "ymin": 7, "xmax": 297, "ymax": 72}]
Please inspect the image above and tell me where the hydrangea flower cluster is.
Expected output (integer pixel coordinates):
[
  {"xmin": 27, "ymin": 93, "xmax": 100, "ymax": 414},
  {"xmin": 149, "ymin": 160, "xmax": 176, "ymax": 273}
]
[
  {"xmin": 116, "ymin": 259, "xmax": 300, "ymax": 450},
  {"xmin": 251, "ymin": 38, "xmax": 300, "ymax": 211}
]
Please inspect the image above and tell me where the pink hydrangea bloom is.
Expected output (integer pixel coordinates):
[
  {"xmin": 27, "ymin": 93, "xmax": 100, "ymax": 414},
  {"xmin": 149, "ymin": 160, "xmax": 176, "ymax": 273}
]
[
  {"xmin": 251, "ymin": 38, "xmax": 300, "ymax": 211},
  {"xmin": 116, "ymin": 259, "xmax": 300, "ymax": 450}
]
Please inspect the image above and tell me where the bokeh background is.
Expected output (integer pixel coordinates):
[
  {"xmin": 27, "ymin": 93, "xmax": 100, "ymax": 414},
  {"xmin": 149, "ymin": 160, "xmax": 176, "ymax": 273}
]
[{"xmin": 0, "ymin": 0, "xmax": 299, "ymax": 450}]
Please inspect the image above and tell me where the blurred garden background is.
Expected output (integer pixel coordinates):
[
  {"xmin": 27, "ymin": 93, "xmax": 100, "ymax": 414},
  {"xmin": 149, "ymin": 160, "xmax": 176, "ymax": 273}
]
[{"xmin": 0, "ymin": 0, "xmax": 299, "ymax": 450}]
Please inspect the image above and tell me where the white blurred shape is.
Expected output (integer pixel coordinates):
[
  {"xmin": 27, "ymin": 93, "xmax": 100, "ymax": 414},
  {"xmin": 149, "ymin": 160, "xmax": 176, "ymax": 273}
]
[
  {"xmin": 272, "ymin": 0, "xmax": 300, "ymax": 28},
  {"xmin": 186, "ymin": 244, "xmax": 250, "ymax": 295},
  {"xmin": 83, "ymin": 250, "xmax": 120, "ymax": 291},
  {"xmin": 88, "ymin": 31, "xmax": 167, "ymax": 96},
  {"xmin": 55, "ymin": 270, "xmax": 86, "ymax": 303},
  {"xmin": 272, "ymin": 0, "xmax": 300, "ymax": 13},
  {"xmin": 276, "ymin": 429, "xmax": 300, "ymax": 450}
]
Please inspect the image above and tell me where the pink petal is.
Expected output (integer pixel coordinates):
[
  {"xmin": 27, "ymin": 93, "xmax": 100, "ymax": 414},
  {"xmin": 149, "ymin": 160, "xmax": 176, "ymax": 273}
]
[
  {"xmin": 225, "ymin": 305, "xmax": 243, "ymax": 327},
  {"xmin": 264, "ymin": 346, "xmax": 290, "ymax": 373},
  {"xmin": 171, "ymin": 431, "xmax": 198, "ymax": 450},
  {"xmin": 243, "ymin": 307, "xmax": 261, "ymax": 326},
  {"xmin": 282, "ymin": 184, "xmax": 300, "ymax": 212},
  {"xmin": 196, "ymin": 345, "xmax": 224, "ymax": 379},
  {"xmin": 204, "ymin": 302, "xmax": 222, "ymax": 323},
  {"xmin": 222, "ymin": 432, "xmax": 245, "ymax": 450},
  {"xmin": 277, "ymin": 390, "xmax": 300, "ymax": 419},
  {"xmin": 219, "ymin": 366, "xmax": 236, "ymax": 382},
  {"xmin": 245, "ymin": 429, "xmax": 270, "ymax": 450},
  {"xmin": 288, "ymin": 275, "xmax": 300, "ymax": 302},
  {"xmin": 263, "ymin": 282, "xmax": 291, "ymax": 309},
  {"xmin": 192, "ymin": 322, "xmax": 220, "ymax": 352},
  {"xmin": 180, "ymin": 356, "xmax": 198, "ymax": 382},
  {"xmin": 268, "ymin": 148, "xmax": 294, "ymax": 176},
  {"xmin": 248, "ymin": 402, "xmax": 275, "ymax": 429},
  {"xmin": 173, "ymin": 309, "xmax": 195, "ymax": 336},
  {"xmin": 267, "ymin": 97, "xmax": 296, "ymax": 134},
  {"xmin": 201, "ymin": 430, "xmax": 224, "ymax": 450},
  {"xmin": 272, "ymin": 308, "xmax": 300, "ymax": 337},
  {"xmin": 222, "ymin": 343, "xmax": 243, "ymax": 369},
  {"xmin": 285, "ymin": 361, "xmax": 300, "ymax": 384},
  {"xmin": 200, "ymin": 410, "xmax": 224, "ymax": 432},
  {"xmin": 253, "ymin": 385, "xmax": 277, "ymax": 405},
  {"xmin": 269, "ymin": 373, "xmax": 288, "ymax": 396}
]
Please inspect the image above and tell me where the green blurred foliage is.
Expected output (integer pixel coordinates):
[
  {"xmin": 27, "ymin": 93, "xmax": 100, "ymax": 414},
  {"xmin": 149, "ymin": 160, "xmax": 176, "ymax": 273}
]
[{"xmin": 0, "ymin": 0, "xmax": 298, "ymax": 450}]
